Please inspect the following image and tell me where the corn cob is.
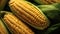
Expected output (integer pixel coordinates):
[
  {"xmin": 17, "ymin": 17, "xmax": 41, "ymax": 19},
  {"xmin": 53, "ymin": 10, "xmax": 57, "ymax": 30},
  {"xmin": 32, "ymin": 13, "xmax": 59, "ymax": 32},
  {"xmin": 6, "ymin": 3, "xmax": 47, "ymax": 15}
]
[
  {"xmin": 0, "ymin": 11, "xmax": 34, "ymax": 34},
  {"xmin": 0, "ymin": 0, "xmax": 8, "ymax": 11},
  {"xmin": 0, "ymin": 20, "xmax": 9, "ymax": 34},
  {"xmin": 34, "ymin": 0, "xmax": 60, "ymax": 4},
  {"xmin": 9, "ymin": 0, "xmax": 50, "ymax": 30}
]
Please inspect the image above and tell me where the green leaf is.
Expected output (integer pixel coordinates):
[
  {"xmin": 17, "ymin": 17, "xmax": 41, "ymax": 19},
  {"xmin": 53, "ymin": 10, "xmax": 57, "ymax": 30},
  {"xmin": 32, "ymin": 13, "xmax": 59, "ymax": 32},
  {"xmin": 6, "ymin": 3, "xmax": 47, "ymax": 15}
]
[
  {"xmin": 37, "ymin": 3, "xmax": 60, "ymax": 23},
  {"xmin": 44, "ymin": 23, "xmax": 60, "ymax": 34}
]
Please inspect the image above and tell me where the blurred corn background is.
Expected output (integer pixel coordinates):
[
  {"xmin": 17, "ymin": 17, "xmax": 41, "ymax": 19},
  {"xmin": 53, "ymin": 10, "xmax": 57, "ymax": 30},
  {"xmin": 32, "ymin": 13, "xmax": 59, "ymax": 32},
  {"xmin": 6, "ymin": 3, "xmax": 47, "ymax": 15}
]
[{"xmin": 0, "ymin": 0, "xmax": 60, "ymax": 34}]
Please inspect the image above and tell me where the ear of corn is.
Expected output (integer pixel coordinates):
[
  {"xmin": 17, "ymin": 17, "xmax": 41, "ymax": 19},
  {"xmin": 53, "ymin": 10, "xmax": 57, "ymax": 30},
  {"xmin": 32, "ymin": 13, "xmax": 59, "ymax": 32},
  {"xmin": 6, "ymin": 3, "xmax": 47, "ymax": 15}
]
[
  {"xmin": 9, "ymin": 0, "xmax": 50, "ymax": 30},
  {"xmin": 34, "ymin": 0, "xmax": 60, "ymax": 4},
  {"xmin": 0, "ymin": 11, "xmax": 34, "ymax": 34},
  {"xmin": 0, "ymin": 0, "xmax": 8, "ymax": 11},
  {"xmin": 0, "ymin": 20, "xmax": 9, "ymax": 34},
  {"xmin": 37, "ymin": 4, "xmax": 60, "ymax": 23}
]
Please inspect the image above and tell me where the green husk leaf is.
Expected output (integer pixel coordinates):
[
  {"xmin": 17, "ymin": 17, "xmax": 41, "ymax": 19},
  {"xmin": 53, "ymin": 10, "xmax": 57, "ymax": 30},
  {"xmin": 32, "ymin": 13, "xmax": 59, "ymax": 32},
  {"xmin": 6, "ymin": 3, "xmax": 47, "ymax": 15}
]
[
  {"xmin": 44, "ymin": 23, "xmax": 60, "ymax": 34},
  {"xmin": 37, "ymin": 3, "xmax": 60, "ymax": 23},
  {"xmin": 0, "ymin": 19, "xmax": 9, "ymax": 34}
]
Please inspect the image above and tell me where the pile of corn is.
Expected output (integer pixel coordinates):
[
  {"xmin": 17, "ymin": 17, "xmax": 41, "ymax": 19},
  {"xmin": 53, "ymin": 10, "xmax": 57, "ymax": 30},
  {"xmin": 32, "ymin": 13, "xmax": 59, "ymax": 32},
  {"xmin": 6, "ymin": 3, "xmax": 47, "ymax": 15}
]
[{"xmin": 0, "ymin": 0, "xmax": 60, "ymax": 34}]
